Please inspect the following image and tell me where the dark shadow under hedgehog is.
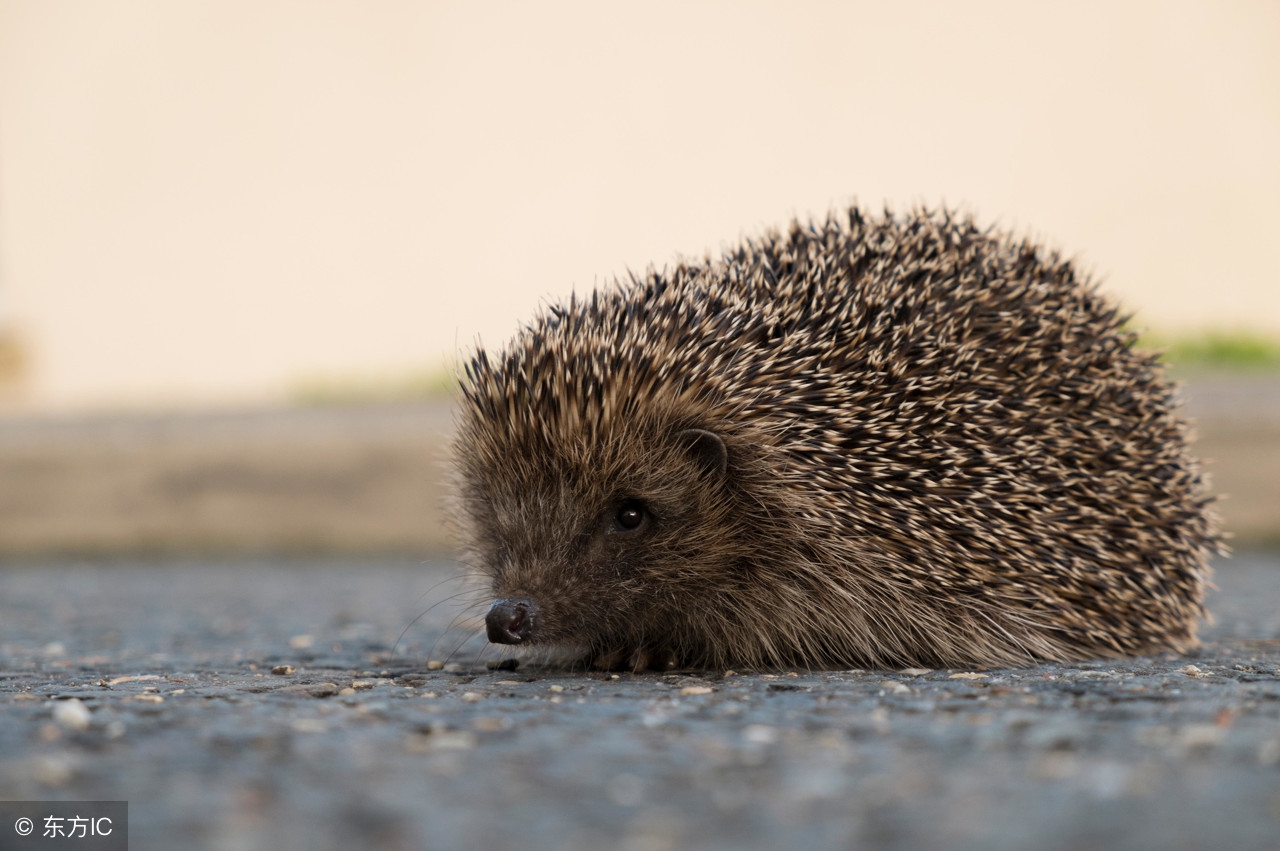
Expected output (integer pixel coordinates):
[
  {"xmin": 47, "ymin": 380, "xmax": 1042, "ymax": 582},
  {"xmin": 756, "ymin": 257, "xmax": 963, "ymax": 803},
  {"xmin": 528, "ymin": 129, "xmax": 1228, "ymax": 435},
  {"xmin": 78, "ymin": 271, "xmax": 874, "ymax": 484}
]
[{"xmin": 452, "ymin": 206, "xmax": 1222, "ymax": 672}]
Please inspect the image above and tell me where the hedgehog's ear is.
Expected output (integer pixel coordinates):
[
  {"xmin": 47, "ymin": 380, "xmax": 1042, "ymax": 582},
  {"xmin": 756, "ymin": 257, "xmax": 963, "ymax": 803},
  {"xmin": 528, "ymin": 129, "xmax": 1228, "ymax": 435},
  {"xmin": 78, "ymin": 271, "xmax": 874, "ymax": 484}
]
[{"xmin": 676, "ymin": 429, "xmax": 728, "ymax": 481}]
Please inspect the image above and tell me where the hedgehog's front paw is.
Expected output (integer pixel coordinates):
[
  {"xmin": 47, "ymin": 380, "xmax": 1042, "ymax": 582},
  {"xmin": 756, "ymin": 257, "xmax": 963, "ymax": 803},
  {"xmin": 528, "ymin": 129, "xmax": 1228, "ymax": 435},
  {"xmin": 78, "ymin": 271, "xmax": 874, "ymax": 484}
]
[{"xmin": 590, "ymin": 646, "xmax": 677, "ymax": 673}]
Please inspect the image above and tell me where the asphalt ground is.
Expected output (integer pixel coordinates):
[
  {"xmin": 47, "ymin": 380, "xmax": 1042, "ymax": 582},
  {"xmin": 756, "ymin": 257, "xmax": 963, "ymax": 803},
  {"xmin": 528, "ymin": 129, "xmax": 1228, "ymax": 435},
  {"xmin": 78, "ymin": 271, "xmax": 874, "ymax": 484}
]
[{"xmin": 0, "ymin": 553, "xmax": 1277, "ymax": 851}]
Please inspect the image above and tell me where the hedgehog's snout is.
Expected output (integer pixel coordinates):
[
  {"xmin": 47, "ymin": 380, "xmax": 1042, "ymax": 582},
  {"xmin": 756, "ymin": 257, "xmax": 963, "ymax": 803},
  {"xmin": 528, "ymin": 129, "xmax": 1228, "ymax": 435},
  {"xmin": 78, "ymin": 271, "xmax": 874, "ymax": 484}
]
[{"xmin": 485, "ymin": 597, "xmax": 540, "ymax": 645}]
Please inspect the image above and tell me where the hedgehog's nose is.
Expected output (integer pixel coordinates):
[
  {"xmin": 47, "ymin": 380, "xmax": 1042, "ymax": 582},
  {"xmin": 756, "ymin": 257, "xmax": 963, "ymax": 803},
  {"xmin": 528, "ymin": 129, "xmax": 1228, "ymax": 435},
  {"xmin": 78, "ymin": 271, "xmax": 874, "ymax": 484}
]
[{"xmin": 485, "ymin": 598, "xmax": 539, "ymax": 645}]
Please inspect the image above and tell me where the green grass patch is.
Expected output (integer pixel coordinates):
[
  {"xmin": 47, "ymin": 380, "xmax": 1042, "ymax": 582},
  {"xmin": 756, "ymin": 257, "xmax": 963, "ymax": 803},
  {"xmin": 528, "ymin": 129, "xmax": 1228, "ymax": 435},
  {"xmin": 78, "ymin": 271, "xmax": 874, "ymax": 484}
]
[{"xmin": 1133, "ymin": 328, "xmax": 1280, "ymax": 374}]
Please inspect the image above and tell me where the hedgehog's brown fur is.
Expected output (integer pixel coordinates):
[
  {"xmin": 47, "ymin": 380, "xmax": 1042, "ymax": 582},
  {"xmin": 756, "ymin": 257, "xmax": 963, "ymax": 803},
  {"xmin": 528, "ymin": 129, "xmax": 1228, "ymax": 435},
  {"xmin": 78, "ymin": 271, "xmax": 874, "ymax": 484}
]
[{"xmin": 453, "ymin": 206, "xmax": 1221, "ymax": 671}]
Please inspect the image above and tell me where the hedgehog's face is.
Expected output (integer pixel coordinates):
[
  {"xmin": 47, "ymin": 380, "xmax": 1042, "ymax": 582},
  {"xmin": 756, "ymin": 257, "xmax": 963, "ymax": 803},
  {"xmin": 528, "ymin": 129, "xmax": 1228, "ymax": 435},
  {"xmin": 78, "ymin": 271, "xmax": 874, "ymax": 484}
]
[{"xmin": 458, "ymin": 423, "xmax": 751, "ymax": 671}]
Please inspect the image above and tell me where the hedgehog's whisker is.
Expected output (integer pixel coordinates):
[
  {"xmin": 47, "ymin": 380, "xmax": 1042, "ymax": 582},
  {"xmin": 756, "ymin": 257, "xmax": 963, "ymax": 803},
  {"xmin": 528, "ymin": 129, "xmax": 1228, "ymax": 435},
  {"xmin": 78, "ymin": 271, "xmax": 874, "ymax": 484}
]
[
  {"xmin": 441, "ymin": 626, "xmax": 487, "ymax": 668},
  {"xmin": 394, "ymin": 584, "xmax": 484, "ymax": 649},
  {"xmin": 422, "ymin": 593, "xmax": 489, "ymax": 662}
]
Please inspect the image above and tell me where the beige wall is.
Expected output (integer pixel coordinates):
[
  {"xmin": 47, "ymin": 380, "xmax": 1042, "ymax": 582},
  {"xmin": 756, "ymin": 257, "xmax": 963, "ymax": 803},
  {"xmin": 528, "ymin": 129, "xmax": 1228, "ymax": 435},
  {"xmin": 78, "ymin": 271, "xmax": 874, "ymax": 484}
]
[{"xmin": 1, "ymin": 0, "xmax": 1277, "ymax": 410}]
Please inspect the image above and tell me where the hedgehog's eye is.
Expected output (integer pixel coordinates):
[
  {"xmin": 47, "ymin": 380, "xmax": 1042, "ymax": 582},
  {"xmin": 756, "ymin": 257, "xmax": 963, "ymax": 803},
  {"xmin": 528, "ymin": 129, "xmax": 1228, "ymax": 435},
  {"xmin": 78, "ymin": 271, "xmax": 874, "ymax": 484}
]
[{"xmin": 613, "ymin": 500, "xmax": 649, "ymax": 533}]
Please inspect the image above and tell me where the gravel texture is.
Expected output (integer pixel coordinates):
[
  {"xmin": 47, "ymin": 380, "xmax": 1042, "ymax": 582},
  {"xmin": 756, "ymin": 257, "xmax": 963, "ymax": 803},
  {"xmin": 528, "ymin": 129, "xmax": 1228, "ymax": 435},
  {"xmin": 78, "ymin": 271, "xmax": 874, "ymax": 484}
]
[{"xmin": 0, "ymin": 554, "xmax": 1278, "ymax": 851}]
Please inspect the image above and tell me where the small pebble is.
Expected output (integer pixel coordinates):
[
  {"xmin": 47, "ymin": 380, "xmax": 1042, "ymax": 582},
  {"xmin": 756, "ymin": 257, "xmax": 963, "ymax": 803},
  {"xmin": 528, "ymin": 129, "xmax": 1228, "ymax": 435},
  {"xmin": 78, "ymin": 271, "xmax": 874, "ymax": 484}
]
[
  {"xmin": 426, "ymin": 731, "xmax": 477, "ymax": 751},
  {"xmin": 33, "ymin": 755, "xmax": 76, "ymax": 786},
  {"xmin": 949, "ymin": 672, "xmax": 989, "ymax": 680},
  {"xmin": 680, "ymin": 686, "xmax": 714, "ymax": 696},
  {"xmin": 271, "ymin": 665, "xmax": 296, "ymax": 676},
  {"xmin": 107, "ymin": 675, "xmax": 162, "ymax": 685},
  {"xmin": 426, "ymin": 661, "xmax": 444, "ymax": 671},
  {"xmin": 52, "ymin": 699, "xmax": 91, "ymax": 731},
  {"xmin": 279, "ymin": 683, "xmax": 339, "ymax": 697},
  {"xmin": 473, "ymin": 716, "xmax": 511, "ymax": 732}
]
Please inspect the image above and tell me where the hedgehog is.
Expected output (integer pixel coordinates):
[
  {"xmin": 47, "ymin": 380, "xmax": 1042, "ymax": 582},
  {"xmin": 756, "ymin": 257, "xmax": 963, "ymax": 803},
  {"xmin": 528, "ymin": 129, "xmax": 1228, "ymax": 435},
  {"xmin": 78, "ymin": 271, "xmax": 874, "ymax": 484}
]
[{"xmin": 451, "ymin": 206, "xmax": 1221, "ymax": 672}]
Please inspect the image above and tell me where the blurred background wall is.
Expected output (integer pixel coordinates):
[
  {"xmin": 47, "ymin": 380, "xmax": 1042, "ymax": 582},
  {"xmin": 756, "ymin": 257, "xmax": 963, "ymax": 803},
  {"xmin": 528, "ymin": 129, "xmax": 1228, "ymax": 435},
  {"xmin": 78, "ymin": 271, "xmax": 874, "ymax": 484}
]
[
  {"xmin": 0, "ymin": 0, "xmax": 1276, "ymax": 554},
  {"xmin": 1, "ymin": 0, "xmax": 1277, "ymax": 410}
]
